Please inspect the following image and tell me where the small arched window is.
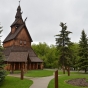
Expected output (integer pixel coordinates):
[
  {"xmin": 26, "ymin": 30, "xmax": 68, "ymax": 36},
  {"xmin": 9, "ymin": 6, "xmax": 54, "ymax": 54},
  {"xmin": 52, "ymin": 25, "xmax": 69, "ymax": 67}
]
[
  {"xmin": 20, "ymin": 40, "xmax": 22, "ymax": 45},
  {"xmin": 24, "ymin": 41, "xmax": 26, "ymax": 45}
]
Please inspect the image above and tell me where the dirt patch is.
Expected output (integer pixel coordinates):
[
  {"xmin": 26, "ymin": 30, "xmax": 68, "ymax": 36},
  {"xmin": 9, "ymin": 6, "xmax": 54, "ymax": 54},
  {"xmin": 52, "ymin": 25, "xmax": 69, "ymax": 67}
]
[{"xmin": 67, "ymin": 78, "xmax": 88, "ymax": 87}]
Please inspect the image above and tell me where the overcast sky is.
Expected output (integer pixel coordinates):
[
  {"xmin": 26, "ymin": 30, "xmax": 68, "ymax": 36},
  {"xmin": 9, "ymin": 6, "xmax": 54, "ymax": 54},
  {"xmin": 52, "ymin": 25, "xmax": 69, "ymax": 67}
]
[{"xmin": 0, "ymin": 0, "xmax": 88, "ymax": 45}]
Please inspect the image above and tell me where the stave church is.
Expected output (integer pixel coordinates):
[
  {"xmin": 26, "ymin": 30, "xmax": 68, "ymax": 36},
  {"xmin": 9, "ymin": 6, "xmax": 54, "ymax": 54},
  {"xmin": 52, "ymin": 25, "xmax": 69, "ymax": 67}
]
[{"xmin": 3, "ymin": 4, "xmax": 43, "ymax": 72}]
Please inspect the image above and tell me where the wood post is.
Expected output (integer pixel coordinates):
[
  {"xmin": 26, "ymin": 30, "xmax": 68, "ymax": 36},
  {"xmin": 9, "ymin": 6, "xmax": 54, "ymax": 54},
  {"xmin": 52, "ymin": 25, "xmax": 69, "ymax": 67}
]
[
  {"xmin": 33, "ymin": 63, "xmax": 34, "ymax": 69},
  {"xmin": 55, "ymin": 70, "xmax": 58, "ymax": 88},
  {"xmin": 14, "ymin": 63, "xmax": 15, "ymax": 70},
  {"xmin": 19, "ymin": 63, "xmax": 20, "ymax": 70},
  {"xmin": 21, "ymin": 63, "xmax": 24, "ymax": 80},
  {"xmin": 10, "ymin": 63, "xmax": 14, "ymax": 74},
  {"xmin": 12, "ymin": 63, "xmax": 14, "ymax": 73},
  {"xmin": 25, "ymin": 62, "xmax": 27, "ymax": 73},
  {"xmin": 41, "ymin": 63, "xmax": 43, "ymax": 69},
  {"xmin": 36, "ymin": 63, "xmax": 38, "ymax": 69},
  {"xmin": 29, "ymin": 63, "xmax": 31, "ymax": 70}
]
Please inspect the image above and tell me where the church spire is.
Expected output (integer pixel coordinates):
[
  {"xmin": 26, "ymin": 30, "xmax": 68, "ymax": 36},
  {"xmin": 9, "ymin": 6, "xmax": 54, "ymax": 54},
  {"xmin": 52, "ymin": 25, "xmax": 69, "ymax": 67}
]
[
  {"xmin": 11, "ymin": 2, "xmax": 23, "ymax": 27},
  {"xmin": 15, "ymin": 4, "xmax": 22, "ymax": 19}
]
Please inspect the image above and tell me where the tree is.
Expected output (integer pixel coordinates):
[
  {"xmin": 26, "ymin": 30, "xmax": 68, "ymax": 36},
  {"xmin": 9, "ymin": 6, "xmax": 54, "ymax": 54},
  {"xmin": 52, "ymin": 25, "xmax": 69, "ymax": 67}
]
[
  {"xmin": 78, "ymin": 30, "xmax": 88, "ymax": 73},
  {"xmin": 32, "ymin": 42, "xmax": 49, "ymax": 67},
  {"xmin": 46, "ymin": 45, "xmax": 58, "ymax": 68},
  {"xmin": 69, "ymin": 43, "xmax": 79, "ymax": 70},
  {"xmin": 55, "ymin": 22, "xmax": 72, "ymax": 76},
  {"xmin": 32, "ymin": 42, "xmax": 58, "ymax": 68},
  {"xmin": 0, "ymin": 25, "xmax": 5, "ymax": 85}
]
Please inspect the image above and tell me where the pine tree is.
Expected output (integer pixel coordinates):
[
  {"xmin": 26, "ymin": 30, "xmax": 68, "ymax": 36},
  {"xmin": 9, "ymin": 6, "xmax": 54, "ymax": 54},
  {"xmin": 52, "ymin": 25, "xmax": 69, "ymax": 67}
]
[
  {"xmin": 55, "ymin": 22, "xmax": 72, "ymax": 76},
  {"xmin": 0, "ymin": 25, "xmax": 5, "ymax": 85},
  {"xmin": 78, "ymin": 30, "xmax": 88, "ymax": 73}
]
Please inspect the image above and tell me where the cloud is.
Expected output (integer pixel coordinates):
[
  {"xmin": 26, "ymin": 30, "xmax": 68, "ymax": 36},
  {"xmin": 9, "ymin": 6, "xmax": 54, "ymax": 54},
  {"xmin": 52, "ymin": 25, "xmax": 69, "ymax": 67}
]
[{"xmin": 0, "ymin": 0, "xmax": 88, "ymax": 45}]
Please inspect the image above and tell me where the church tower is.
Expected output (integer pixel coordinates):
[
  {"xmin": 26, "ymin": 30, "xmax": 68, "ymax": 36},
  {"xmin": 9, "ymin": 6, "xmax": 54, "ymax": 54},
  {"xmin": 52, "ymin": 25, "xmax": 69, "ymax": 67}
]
[{"xmin": 3, "ymin": 4, "xmax": 32, "ymax": 48}]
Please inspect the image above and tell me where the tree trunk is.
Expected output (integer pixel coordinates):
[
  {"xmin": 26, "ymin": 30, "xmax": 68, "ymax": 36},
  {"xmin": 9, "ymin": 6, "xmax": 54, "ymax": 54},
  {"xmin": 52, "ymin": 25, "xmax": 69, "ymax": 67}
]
[
  {"xmin": 85, "ymin": 68, "xmax": 87, "ymax": 73},
  {"xmin": 67, "ymin": 66, "xmax": 70, "ymax": 76},
  {"xmin": 63, "ymin": 66, "xmax": 65, "ymax": 74}
]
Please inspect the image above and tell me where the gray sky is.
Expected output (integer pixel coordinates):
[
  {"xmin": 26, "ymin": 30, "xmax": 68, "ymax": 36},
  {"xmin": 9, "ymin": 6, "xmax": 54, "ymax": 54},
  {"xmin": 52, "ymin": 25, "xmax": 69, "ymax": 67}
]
[{"xmin": 0, "ymin": 0, "xmax": 88, "ymax": 45}]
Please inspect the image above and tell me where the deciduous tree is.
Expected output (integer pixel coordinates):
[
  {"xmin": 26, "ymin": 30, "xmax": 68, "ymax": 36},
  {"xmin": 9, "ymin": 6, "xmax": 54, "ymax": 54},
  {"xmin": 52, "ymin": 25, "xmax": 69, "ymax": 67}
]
[{"xmin": 32, "ymin": 42, "xmax": 58, "ymax": 68}]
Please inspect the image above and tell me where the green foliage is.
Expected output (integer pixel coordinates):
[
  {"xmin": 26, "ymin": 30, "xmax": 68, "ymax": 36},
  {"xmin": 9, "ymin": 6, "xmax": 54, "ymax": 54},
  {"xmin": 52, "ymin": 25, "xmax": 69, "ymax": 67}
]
[
  {"xmin": 78, "ymin": 30, "xmax": 88, "ymax": 73},
  {"xmin": 55, "ymin": 22, "xmax": 73, "ymax": 68},
  {"xmin": 70, "ymin": 43, "xmax": 79, "ymax": 70},
  {"xmin": 0, "ymin": 76, "xmax": 33, "ymax": 88},
  {"xmin": 32, "ymin": 42, "xmax": 58, "ymax": 68},
  {"xmin": 32, "ymin": 42, "xmax": 79, "ymax": 70},
  {"xmin": 0, "ymin": 25, "xmax": 5, "ymax": 85}
]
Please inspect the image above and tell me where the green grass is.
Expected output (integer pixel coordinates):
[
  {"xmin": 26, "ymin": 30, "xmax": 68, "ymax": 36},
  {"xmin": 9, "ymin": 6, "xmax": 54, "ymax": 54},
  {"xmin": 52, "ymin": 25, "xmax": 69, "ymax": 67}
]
[
  {"xmin": 25, "ymin": 70, "xmax": 54, "ymax": 77},
  {"xmin": 86, "ymin": 78, "xmax": 88, "ymax": 82},
  {"xmin": 0, "ymin": 76, "xmax": 33, "ymax": 88},
  {"xmin": 7, "ymin": 69, "xmax": 54, "ymax": 77},
  {"xmin": 48, "ymin": 71, "xmax": 88, "ymax": 88}
]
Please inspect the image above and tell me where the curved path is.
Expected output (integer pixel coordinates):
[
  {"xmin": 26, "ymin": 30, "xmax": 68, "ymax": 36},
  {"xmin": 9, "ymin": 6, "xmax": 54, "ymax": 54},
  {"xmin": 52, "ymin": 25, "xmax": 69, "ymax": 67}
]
[
  {"xmin": 8, "ymin": 74, "xmax": 54, "ymax": 88},
  {"xmin": 29, "ymin": 75, "xmax": 54, "ymax": 88}
]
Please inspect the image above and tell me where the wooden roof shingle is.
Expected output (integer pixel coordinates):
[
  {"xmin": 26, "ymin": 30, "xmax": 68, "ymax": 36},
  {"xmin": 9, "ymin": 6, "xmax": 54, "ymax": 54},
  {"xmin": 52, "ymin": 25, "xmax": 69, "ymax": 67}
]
[
  {"xmin": 4, "ymin": 46, "xmax": 43, "ymax": 62},
  {"xmin": 3, "ymin": 24, "xmax": 24, "ymax": 43},
  {"xmin": 7, "ymin": 52, "xmax": 28, "ymax": 62},
  {"xmin": 30, "ymin": 57, "xmax": 43, "ymax": 62},
  {"xmin": 3, "ymin": 24, "xmax": 33, "ymax": 43}
]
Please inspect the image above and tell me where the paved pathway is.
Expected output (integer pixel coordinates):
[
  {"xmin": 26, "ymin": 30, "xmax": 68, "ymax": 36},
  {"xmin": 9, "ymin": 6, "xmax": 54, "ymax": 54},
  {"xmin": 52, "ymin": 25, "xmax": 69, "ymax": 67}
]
[
  {"xmin": 8, "ymin": 74, "xmax": 54, "ymax": 88},
  {"xmin": 29, "ymin": 75, "xmax": 54, "ymax": 88}
]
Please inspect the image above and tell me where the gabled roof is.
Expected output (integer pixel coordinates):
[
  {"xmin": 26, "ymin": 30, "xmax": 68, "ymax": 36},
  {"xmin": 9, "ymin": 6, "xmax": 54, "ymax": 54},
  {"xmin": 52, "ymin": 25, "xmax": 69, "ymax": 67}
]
[
  {"xmin": 3, "ymin": 24, "xmax": 33, "ymax": 43},
  {"xmin": 3, "ymin": 4, "xmax": 33, "ymax": 43},
  {"xmin": 7, "ymin": 52, "xmax": 28, "ymax": 62},
  {"xmin": 3, "ymin": 24, "xmax": 24, "ymax": 43},
  {"xmin": 30, "ymin": 57, "xmax": 43, "ymax": 62},
  {"xmin": 7, "ymin": 52, "xmax": 43, "ymax": 62},
  {"xmin": 11, "ymin": 19, "xmax": 20, "ymax": 27},
  {"xmin": 4, "ymin": 46, "xmax": 43, "ymax": 62}
]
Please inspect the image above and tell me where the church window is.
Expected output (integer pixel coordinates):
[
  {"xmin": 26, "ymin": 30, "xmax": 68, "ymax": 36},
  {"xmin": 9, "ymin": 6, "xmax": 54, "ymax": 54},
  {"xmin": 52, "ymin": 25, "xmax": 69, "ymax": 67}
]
[
  {"xmin": 16, "ymin": 26, "xmax": 18, "ymax": 29},
  {"xmin": 16, "ymin": 25, "xmax": 19, "ymax": 29},
  {"xmin": 20, "ymin": 40, "xmax": 22, "ymax": 45},
  {"xmin": 24, "ymin": 41, "xmax": 26, "ymax": 45}
]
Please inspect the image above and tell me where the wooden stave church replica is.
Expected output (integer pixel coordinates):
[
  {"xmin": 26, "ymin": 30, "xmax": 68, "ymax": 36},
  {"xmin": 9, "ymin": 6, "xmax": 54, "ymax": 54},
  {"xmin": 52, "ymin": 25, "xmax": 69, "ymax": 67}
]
[{"xmin": 3, "ymin": 4, "xmax": 43, "ymax": 72}]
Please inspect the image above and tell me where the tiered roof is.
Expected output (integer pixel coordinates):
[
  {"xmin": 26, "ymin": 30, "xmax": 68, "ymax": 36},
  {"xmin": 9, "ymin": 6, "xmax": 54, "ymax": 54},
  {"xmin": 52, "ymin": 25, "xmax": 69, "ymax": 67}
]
[{"xmin": 4, "ymin": 46, "xmax": 43, "ymax": 62}]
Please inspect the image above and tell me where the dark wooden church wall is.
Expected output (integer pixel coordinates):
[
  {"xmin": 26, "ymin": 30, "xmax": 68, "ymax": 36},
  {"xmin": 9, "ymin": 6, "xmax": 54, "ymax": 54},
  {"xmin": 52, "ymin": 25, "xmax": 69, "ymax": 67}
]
[{"xmin": 16, "ymin": 27, "xmax": 31, "ymax": 47}]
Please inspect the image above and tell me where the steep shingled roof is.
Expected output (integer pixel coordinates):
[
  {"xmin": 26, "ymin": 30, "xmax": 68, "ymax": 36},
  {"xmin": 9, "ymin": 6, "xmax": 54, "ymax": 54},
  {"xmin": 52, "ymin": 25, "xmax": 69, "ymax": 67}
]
[
  {"xmin": 3, "ymin": 4, "xmax": 33, "ymax": 43},
  {"xmin": 3, "ymin": 24, "xmax": 24, "ymax": 43},
  {"xmin": 3, "ymin": 24, "xmax": 33, "ymax": 43},
  {"xmin": 4, "ymin": 46, "xmax": 43, "ymax": 62},
  {"xmin": 7, "ymin": 52, "xmax": 28, "ymax": 62}
]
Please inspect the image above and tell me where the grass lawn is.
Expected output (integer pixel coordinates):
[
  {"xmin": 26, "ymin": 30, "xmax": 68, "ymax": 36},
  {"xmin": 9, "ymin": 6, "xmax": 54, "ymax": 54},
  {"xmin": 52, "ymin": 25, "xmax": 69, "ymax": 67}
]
[
  {"xmin": 0, "ymin": 76, "xmax": 33, "ymax": 88},
  {"xmin": 25, "ymin": 70, "xmax": 54, "ymax": 77},
  {"xmin": 48, "ymin": 71, "xmax": 88, "ymax": 88}
]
